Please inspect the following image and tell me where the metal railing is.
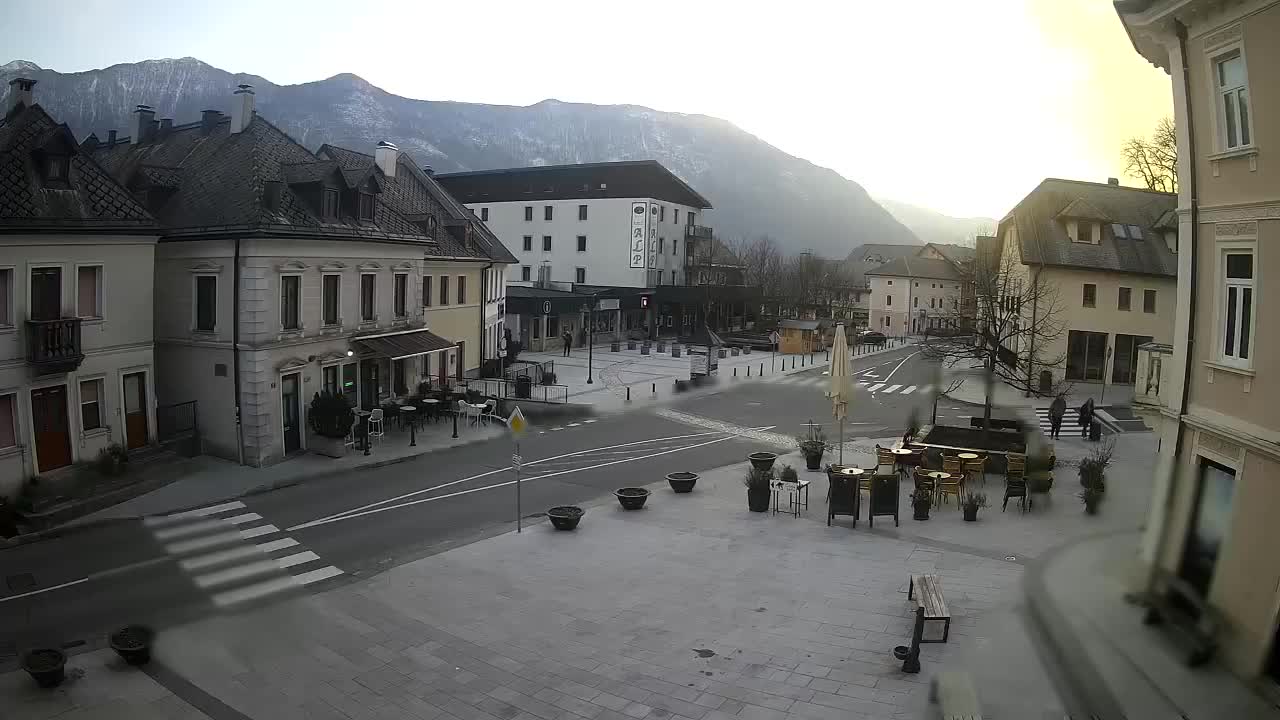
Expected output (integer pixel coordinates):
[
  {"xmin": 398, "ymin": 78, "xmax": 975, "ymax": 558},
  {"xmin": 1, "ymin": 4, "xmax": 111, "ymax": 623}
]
[
  {"xmin": 685, "ymin": 224, "xmax": 714, "ymax": 240},
  {"xmin": 26, "ymin": 317, "xmax": 83, "ymax": 374},
  {"xmin": 469, "ymin": 377, "xmax": 569, "ymax": 404},
  {"xmin": 156, "ymin": 400, "xmax": 201, "ymax": 456}
]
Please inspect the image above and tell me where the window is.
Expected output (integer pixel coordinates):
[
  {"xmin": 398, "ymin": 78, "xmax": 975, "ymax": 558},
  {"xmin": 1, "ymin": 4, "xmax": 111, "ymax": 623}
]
[
  {"xmin": 544, "ymin": 205, "xmax": 553, "ymax": 221},
  {"xmin": 575, "ymin": 267, "xmax": 586, "ymax": 284},
  {"xmin": 524, "ymin": 206, "xmax": 533, "ymax": 221},
  {"xmin": 887, "ymin": 280, "xmax": 893, "ymax": 286},
  {"xmin": 674, "ymin": 209, "xmax": 679, "ymax": 225},
  {"xmin": 542, "ymin": 236, "xmax": 552, "ymax": 252},
  {"xmin": 1143, "ymin": 289, "xmax": 1157, "ymax": 314},
  {"xmin": 522, "ymin": 235, "xmax": 532, "ymax": 252},
  {"xmin": 77, "ymin": 265, "xmax": 102, "ymax": 318},
  {"xmin": 930, "ymin": 298, "xmax": 936, "ymax": 309},
  {"xmin": 1066, "ymin": 330, "xmax": 1108, "ymax": 381},
  {"xmin": 886, "ymin": 295, "xmax": 892, "ymax": 307},
  {"xmin": 321, "ymin": 274, "xmax": 339, "ymax": 325},
  {"xmin": 480, "ymin": 207, "xmax": 489, "ymax": 221},
  {"xmin": 577, "ymin": 235, "xmax": 587, "ymax": 252},
  {"xmin": 322, "ymin": 189, "xmax": 339, "ymax": 218},
  {"xmin": 672, "ymin": 239, "xmax": 678, "ymax": 255},
  {"xmin": 1128, "ymin": 225, "xmax": 1143, "ymax": 240},
  {"xmin": 457, "ymin": 276, "xmax": 466, "ymax": 304},
  {"xmin": 660, "ymin": 206, "xmax": 666, "ymax": 222},
  {"xmin": 393, "ymin": 358, "xmax": 407, "ymax": 395},
  {"xmin": 281, "ymin": 275, "xmax": 301, "ymax": 330},
  {"xmin": 1222, "ymin": 251, "xmax": 1253, "ymax": 364},
  {"xmin": 196, "ymin": 275, "xmax": 217, "ymax": 332},
  {"xmin": 521, "ymin": 266, "xmax": 531, "ymax": 282},
  {"xmin": 360, "ymin": 274, "xmax": 376, "ymax": 322},
  {"xmin": 439, "ymin": 275, "xmax": 449, "ymax": 306},
  {"xmin": 394, "ymin": 273, "xmax": 408, "ymax": 317},
  {"xmin": 46, "ymin": 155, "xmax": 68, "ymax": 182},
  {"xmin": 578, "ymin": 204, "xmax": 588, "ymax": 221},
  {"xmin": 914, "ymin": 296, "xmax": 918, "ymax": 308},
  {"xmin": 322, "ymin": 365, "xmax": 339, "ymax": 395},
  {"xmin": 0, "ymin": 268, "xmax": 10, "ymax": 326},
  {"xmin": 79, "ymin": 379, "xmax": 103, "ymax": 431},
  {"xmin": 0, "ymin": 394, "xmax": 15, "ymax": 449},
  {"xmin": 1182, "ymin": 459, "xmax": 1236, "ymax": 595},
  {"xmin": 1074, "ymin": 222, "xmax": 1095, "ymax": 244},
  {"xmin": 1118, "ymin": 287, "xmax": 1131, "ymax": 311},
  {"xmin": 1216, "ymin": 51, "xmax": 1251, "ymax": 149},
  {"xmin": 1082, "ymin": 283, "xmax": 1096, "ymax": 308},
  {"xmin": 422, "ymin": 276, "xmax": 432, "ymax": 308},
  {"xmin": 358, "ymin": 192, "xmax": 375, "ymax": 220},
  {"xmin": 658, "ymin": 237, "xmax": 664, "ymax": 254}
]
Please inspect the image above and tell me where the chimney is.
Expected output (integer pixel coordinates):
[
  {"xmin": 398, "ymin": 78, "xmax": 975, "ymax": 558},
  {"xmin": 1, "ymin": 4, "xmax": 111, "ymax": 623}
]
[
  {"xmin": 131, "ymin": 105, "xmax": 155, "ymax": 144},
  {"xmin": 1107, "ymin": 177, "xmax": 1120, "ymax": 186},
  {"xmin": 158, "ymin": 118, "xmax": 173, "ymax": 137},
  {"xmin": 6, "ymin": 77, "xmax": 35, "ymax": 114},
  {"xmin": 200, "ymin": 109, "xmax": 222, "ymax": 135},
  {"xmin": 422, "ymin": 165, "xmax": 434, "ymax": 176},
  {"xmin": 374, "ymin": 140, "xmax": 399, "ymax": 178},
  {"xmin": 107, "ymin": 129, "xmax": 117, "ymax": 144},
  {"xmin": 230, "ymin": 84, "xmax": 255, "ymax": 134}
]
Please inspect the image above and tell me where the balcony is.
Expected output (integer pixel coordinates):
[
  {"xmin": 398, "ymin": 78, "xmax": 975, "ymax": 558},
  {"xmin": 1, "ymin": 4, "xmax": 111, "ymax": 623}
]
[
  {"xmin": 27, "ymin": 318, "xmax": 84, "ymax": 375},
  {"xmin": 685, "ymin": 224, "xmax": 713, "ymax": 240}
]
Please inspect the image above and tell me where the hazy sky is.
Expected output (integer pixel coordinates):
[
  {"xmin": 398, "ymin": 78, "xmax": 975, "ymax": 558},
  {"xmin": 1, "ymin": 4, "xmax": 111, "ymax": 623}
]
[{"xmin": 2, "ymin": 0, "xmax": 1171, "ymax": 219}]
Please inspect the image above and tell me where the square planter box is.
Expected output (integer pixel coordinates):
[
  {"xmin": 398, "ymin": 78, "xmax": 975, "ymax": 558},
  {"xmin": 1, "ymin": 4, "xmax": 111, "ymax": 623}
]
[
  {"xmin": 627, "ymin": 340, "xmax": 637, "ymax": 350},
  {"xmin": 729, "ymin": 348, "xmax": 738, "ymax": 357},
  {"xmin": 657, "ymin": 342, "xmax": 667, "ymax": 352},
  {"xmin": 743, "ymin": 347, "xmax": 752, "ymax": 355},
  {"xmin": 310, "ymin": 434, "xmax": 347, "ymax": 458},
  {"xmin": 671, "ymin": 346, "xmax": 682, "ymax": 358},
  {"xmin": 641, "ymin": 346, "xmax": 651, "ymax": 355},
  {"xmin": 611, "ymin": 342, "xmax": 621, "ymax": 352}
]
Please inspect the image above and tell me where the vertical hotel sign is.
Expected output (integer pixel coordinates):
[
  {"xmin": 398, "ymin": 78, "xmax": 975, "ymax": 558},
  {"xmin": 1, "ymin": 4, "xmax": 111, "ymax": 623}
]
[
  {"xmin": 629, "ymin": 202, "xmax": 647, "ymax": 269},
  {"xmin": 648, "ymin": 203, "xmax": 659, "ymax": 269}
]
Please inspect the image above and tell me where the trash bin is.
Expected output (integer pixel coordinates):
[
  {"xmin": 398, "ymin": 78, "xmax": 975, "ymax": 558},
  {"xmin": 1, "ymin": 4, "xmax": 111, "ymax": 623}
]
[
  {"xmin": 515, "ymin": 375, "xmax": 532, "ymax": 399},
  {"xmin": 1090, "ymin": 420, "xmax": 1102, "ymax": 442}
]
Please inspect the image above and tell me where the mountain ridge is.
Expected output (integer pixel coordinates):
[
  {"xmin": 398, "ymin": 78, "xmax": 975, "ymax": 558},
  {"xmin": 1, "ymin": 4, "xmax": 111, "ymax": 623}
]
[{"xmin": 1, "ymin": 56, "xmax": 919, "ymax": 257}]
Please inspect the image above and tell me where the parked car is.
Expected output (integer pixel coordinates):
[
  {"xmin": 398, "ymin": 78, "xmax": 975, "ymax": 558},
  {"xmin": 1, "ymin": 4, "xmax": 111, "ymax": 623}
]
[{"xmin": 858, "ymin": 330, "xmax": 887, "ymax": 346}]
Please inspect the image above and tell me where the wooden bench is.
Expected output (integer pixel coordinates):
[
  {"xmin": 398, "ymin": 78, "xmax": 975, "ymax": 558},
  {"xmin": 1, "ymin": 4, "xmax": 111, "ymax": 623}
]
[
  {"xmin": 930, "ymin": 671, "xmax": 982, "ymax": 720},
  {"xmin": 907, "ymin": 574, "xmax": 951, "ymax": 643},
  {"xmin": 1142, "ymin": 568, "xmax": 1222, "ymax": 667}
]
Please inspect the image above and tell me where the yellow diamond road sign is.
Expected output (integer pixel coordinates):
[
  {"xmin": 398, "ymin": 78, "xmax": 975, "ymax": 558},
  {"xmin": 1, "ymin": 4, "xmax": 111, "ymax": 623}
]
[{"xmin": 508, "ymin": 406, "xmax": 528, "ymax": 437}]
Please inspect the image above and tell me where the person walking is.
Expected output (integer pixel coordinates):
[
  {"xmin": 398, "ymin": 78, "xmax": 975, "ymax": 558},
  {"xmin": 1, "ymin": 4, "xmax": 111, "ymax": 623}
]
[
  {"xmin": 562, "ymin": 329, "xmax": 572, "ymax": 357},
  {"xmin": 1049, "ymin": 393, "xmax": 1067, "ymax": 439},
  {"xmin": 1078, "ymin": 397, "xmax": 1095, "ymax": 439}
]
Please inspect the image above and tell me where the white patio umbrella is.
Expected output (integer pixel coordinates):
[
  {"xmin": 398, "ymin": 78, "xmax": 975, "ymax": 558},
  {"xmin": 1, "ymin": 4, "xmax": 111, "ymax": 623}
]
[{"xmin": 828, "ymin": 323, "xmax": 853, "ymax": 464}]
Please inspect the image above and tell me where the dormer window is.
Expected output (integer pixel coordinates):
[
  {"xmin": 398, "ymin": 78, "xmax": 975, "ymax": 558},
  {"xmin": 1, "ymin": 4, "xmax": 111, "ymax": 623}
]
[
  {"xmin": 358, "ymin": 192, "xmax": 375, "ymax": 220},
  {"xmin": 322, "ymin": 189, "xmax": 339, "ymax": 219},
  {"xmin": 46, "ymin": 155, "xmax": 69, "ymax": 183}
]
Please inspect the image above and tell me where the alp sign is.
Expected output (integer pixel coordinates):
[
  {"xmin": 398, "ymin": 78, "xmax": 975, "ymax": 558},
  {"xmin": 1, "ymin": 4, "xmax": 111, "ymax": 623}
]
[{"xmin": 629, "ymin": 202, "xmax": 647, "ymax": 269}]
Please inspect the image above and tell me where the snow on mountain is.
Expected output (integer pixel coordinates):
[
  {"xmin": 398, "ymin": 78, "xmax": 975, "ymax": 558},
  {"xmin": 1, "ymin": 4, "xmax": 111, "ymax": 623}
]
[{"xmin": 1, "ymin": 57, "xmax": 918, "ymax": 257}]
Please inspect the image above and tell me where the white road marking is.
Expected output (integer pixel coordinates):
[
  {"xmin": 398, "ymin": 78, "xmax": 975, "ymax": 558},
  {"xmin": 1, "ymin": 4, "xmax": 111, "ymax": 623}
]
[
  {"xmin": 274, "ymin": 551, "xmax": 320, "ymax": 569},
  {"xmin": 567, "ymin": 423, "xmax": 580, "ymax": 427},
  {"xmin": 182, "ymin": 545, "xmax": 263, "ymax": 572},
  {"xmin": 868, "ymin": 383, "xmax": 885, "ymax": 392},
  {"xmin": 195, "ymin": 559, "xmax": 280, "ymax": 589},
  {"xmin": 294, "ymin": 566, "xmax": 344, "ymax": 585},
  {"xmin": 289, "ymin": 433, "xmax": 746, "ymax": 532},
  {"xmin": 143, "ymin": 501, "xmax": 246, "ymax": 527},
  {"xmin": 223, "ymin": 513, "xmax": 263, "ymax": 526},
  {"xmin": 901, "ymin": 385, "xmax": 917, "ymax": 394},
  {"xmin": 881, "ymin": 351, "xmax": 919, "ymax": 384},
  {"xmin": 153, "ymin": 519, "xmax": 227, "ymax": 541},
  {"xmin": 238, "ymin": 524, "xmax": 279, "ymax": 540},
  {"xmin": 857, "ymin": 382, "xmax": 868, "ymax": 387},
  {"xmin": 288, "ymin": 429, "xmax": 733, "ymax": 531},
  {"xmin": 551, "ymin": 427, "xmax": 564, "ymax": 431},
  {"xmin": 0, "ymin": 577, "xmax": 89, "ymax": 604},
  {"xmin": 256, "ymin": 537, "xmax": 300, "ymax": 554},
  {"xmin": 583, "ymin": 419, "xmax": 597, "ymax": 424},
  {"xmin": 884, "ymin": 384, "xmax": 902, "ymax": 394},
  {"xmin": 211, "ymin": 576, "xmax": 298, "ymax": 607},
  {"xmin": 165, "ymin": 531, "xmax": 242, "ymax": 555}
]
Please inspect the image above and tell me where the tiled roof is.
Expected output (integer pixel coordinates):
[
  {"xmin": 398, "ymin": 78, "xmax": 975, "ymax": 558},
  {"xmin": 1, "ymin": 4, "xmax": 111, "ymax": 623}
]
[
  {"xmin": 975, "ymin": 235, "xmax": 1001, "ymax": 278},
  {"xmin": 0, "ymin": 103, "xmax": 155, "ymax": 231},
  {"xmin": 927, "ymin": 243, "xmax": 976, "ymax": 264},
  {"xmin": 436, "ymin": 160, "xmax": 712, "ymax": 209},
  {"xmin": 999, "ymin": 178, "xmax": 1177, "ymax": 277},
  {"xmin": 843, "ymin": 243, "xmax": 923, "ymax": 287},
  {"xmin": 864, "ymin": 256, "xmax": 963, "ymax": 281}
]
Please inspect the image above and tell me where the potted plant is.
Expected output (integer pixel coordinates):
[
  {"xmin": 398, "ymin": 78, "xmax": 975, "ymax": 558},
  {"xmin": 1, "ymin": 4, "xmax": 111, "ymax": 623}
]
[
  {"xmin": 779, "ymin": 464, "xmax": 799, "ymax": 484},
  {"xmin": 95, "ymin": 443, "xmax": 129, "ymax": 476},
  {"xmin": 910, "ymin": 490, "xmax": 932, "ymax": 521},
  {"xmin": 744, "ymin": 467, "xmax": 772, "ymax": 512},
  {"xmin": 109, "ymin": 624, "xmax": 154, "ymax": 665},
  {"xmin": 666, "ymin": 472, "xmax": 698, "ymax": 493},
  {"xmin": 547, "ymin": 506, "xmax": 584, "ymax": 530},
  {"xmin": 961, "ymin": 492, "xmax": 988, "ymax": 522},
  {"xmin": 614, "ymin": 487, "xmax": 651, "ymax": 510},
  {"xmin": 748, "ymin": 451, "xmax": 777, "ymax": 472},
  {"xmin": 21, "ymin": 648, "xmax": 66, "ymax": 688},
  {"xmin": 308, "ymin": 391, "xmax": 354, "ymax": 458},
  {"xmin": 1078, "ymin": 441, "xmax": 1113, "ymax": 492},
  {"xmin": 1079, "ymin": 488, "xmax": 1102, "ymax": 515},
  {"xmin": 796, "ymin": 426, "xmax": 827, "ymax": 471}
]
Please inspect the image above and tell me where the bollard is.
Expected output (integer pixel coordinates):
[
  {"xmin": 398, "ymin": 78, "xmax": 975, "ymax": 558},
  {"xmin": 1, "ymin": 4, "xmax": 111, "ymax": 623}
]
[
  {"xmin": 733, "ymin": 367, "xmax": 737, "ymax": 377},
  {"xmin": 409, "ymin": 417, "xmax": 417, "ymax": 447},
  {"xmin": 652, "ymin": 382, "xmax": 656, "ymax": 395},
  {"xmin": 759, "ymin": 362, "xmax": 763, "ymax": 376},
  {"xmin": 362, "ymin": 417, "xmax": 371, "ymax": 455},
  {"xmin": 747, "ymin": 365, "xmax": 751, "ymax": 377},
  {"xmin": 626, "ymin": 386, "xmax": 631, "ymax": 402},
  {"xmin": 451, "ymin": 406, "xmax": 458, "ymax": 439}
]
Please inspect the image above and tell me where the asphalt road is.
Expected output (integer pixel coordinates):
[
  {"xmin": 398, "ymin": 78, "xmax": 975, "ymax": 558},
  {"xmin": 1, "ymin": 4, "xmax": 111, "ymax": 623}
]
[{"xmin": 0, "ymin": 346, "xmax": 967, "ymax": 661}]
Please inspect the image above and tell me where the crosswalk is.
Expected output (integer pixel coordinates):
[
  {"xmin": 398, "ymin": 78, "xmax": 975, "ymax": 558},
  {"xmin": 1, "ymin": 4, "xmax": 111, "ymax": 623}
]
[
  {"xmin": 143, "ymin": 500, "xmax": 342, "ymax": 608},
  {"xmin": 770, "ymin": 374, "xmax": 932, "ymax": 397},
  {"xmin": 1033, "ymin": 407, "xmax": 1081, "ymax": 436}
]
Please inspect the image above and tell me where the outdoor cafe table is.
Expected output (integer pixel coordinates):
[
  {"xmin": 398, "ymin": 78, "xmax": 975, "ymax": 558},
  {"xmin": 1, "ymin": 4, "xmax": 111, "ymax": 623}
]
[
  {"xmin": 957, "ymin": 452, "xmax": 980, "ymax": 460},
  {"xmin": 398, "ymin": 405, "xmax": 417, "ymax": 430},
  {"xmin": 419, "ymin": 397, "xmax": 439, "ymax": 422}
]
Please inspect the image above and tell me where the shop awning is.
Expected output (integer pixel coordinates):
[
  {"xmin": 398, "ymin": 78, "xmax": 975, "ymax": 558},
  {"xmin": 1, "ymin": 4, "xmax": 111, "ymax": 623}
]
[{"xmin": 351, "ymin": 329, "xmax": 456, "ymax": 360}]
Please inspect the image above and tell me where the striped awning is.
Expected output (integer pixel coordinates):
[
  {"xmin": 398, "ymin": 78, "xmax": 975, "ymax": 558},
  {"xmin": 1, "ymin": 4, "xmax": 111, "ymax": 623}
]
[{"xmin": 351, "ymin": 329, "xmax": 455, "ymax": 360}]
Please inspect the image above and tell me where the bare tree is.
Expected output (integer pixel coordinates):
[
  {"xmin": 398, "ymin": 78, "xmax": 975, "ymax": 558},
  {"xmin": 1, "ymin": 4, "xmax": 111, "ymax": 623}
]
[
  {"xmin": 1122, "ymin": 117, "xmax": 1178, "ymax": 193},
  {"xmin": 920, "ymin": 249, "xmax": 1068, "ymax": 432}
]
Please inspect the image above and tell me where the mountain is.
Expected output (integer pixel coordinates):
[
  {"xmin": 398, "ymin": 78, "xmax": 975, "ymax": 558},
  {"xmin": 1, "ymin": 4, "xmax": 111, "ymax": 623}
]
[
  {"xmin": 0, "ymin": 57, "xmax": 917, "ymax": 258},
  {"xmin": 874, "ymin": 197, "xmax": 994, "ymax": 248}
]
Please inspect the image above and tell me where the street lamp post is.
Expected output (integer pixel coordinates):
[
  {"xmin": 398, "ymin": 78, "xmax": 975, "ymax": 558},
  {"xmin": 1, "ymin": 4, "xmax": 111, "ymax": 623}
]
[{"xmin": 584, "ymin": 299, "xmax": 596, "ymax": 384}]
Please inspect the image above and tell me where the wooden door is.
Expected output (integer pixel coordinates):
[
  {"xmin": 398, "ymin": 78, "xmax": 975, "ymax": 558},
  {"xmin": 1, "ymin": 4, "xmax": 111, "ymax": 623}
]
[
  {"xmin": 30, "ymin": 267, "xmax": 62, "ymax": 320},
  {"xmin": 31, "ymin": 385, "xmax": 72, "ymax": 472},
  {"xmin": 281, "ymin": 372, "xmax": 301, "ymax": 455},
  {"xmin": 123, "ymin": 372, "xmax": 149, "ymax": 450}
]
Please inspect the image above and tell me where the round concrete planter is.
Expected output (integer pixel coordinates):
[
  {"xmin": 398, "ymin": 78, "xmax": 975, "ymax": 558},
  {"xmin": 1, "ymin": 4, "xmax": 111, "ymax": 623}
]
[
  {"xmin": 109, "ymin": 625, "xmax": 153, "ymax": 666},
  {"xmin": 547, "ymin": 506, "xmax": 584, "ymax": 530},
  {"xmin": 614, "ymin": 488, "xmax": 651, "ymax": 510},
  {"xmin": 666, "ymin": 472, "xmax": 698, "ymax": 493},
  {"xmin": 21, "ymin": 649, "xmax": 65, "ymax": 688}
]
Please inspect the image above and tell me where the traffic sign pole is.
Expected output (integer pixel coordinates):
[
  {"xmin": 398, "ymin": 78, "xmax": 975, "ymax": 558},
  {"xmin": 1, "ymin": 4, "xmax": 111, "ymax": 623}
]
[
  {"xmin": 514, "ymin": 443, "xmax": 522, "ymax": 533},
  {"xmin": 508, "ymin": 406, "xmax": 528, "ymax": 532}
]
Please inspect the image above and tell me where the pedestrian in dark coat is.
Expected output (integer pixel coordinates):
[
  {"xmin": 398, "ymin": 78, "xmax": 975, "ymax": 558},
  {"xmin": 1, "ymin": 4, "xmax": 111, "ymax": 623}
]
[
  {"xmin": 1078, "ymin": 397, "xmax": 1095, "ymax": 439},
  {"xmin": 562, "ymin": 330, "xmax": 572, "ymax": 357},
  {"xmin": 1049, "ymin": 393, "xmax": 1067, "ymax": 439}
]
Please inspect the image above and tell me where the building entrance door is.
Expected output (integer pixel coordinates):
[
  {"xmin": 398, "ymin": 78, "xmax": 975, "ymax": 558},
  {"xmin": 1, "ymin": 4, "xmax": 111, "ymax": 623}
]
[
  {"xmin": 281, "ymin": 372, "xmax": 301, "ymax": 454},
  {"xmin": 1178, "ymin": 458, "xmax": 1236, "ymax": 604},
  {"xmin": 31, "ymin": 385, "xmax": 72, "ymax": 472},
  {"xmin": 122, "ymin": 371, "xmax": 149, "ymax": 450}
]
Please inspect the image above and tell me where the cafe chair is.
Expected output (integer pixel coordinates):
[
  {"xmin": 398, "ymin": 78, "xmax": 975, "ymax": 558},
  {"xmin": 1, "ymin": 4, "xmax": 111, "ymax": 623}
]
[
  {"xmin": 1003, "ymin": 468, "xmax": 1028, "ymax": 512},
  {"xmin": 964, "ymin": 456, "xmax": 987, "ymax": 488},
  {"xmin": 480, "ymin": 399, "xmax": 499, "ymax": 425},
  {"xmin": 344, "ymin": 415, "xmax": 361, "ymax": 448},
  {"xmin": 935, "ymin": 472, "xmax": 963, "ymax": 509},
  {"xmin": 942, "ymin": 455, "xmax": 963, "ymax": 475},
  {"xmin": 367, "ymin": 409, "xmax": 385, "ymax": 444}
]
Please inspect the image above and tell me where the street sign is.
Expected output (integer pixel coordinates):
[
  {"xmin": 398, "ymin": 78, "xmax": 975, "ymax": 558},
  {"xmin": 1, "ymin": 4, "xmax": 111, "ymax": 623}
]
[
  {"xmin": 511, "ymin": 453, "xmax": 522, "ymax": 469},
  {"xmin": 596, "ymin": 298, "xmax": 620, "ymax": 311},
  {"xmin": 508, "ymin": 405, "xmax": 528, "ymax": 436},
  {"xmin": 542, "ymin": 300, "xmax": 552, "ymax": 314}
]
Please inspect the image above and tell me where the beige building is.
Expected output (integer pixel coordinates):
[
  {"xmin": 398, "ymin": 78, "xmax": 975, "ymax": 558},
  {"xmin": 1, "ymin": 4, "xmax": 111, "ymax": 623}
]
[
  {"xmin": 0, "ymin": 80, "xmax": 159, "ymax": 494},
  {"xmin": 992, "ymin": 178, "xmax": 1177, "ymax": 392},
  {"xmin": 1119, "ymin": 0, "xmax": 1280, "ymax": 685},
  {"xmin": 90, "ymin": 87, "xmax": 514, "ymax": 467},
  {"xmin": 867, "ymin": 257, "xmax": 966, "ymax": 335}
]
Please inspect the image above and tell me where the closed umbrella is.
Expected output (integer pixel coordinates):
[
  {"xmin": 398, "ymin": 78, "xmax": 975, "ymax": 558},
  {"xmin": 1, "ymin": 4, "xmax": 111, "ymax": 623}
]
[{"xmin": 828, "ymin": 323, "xmax": 853, "ymax": 464}]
